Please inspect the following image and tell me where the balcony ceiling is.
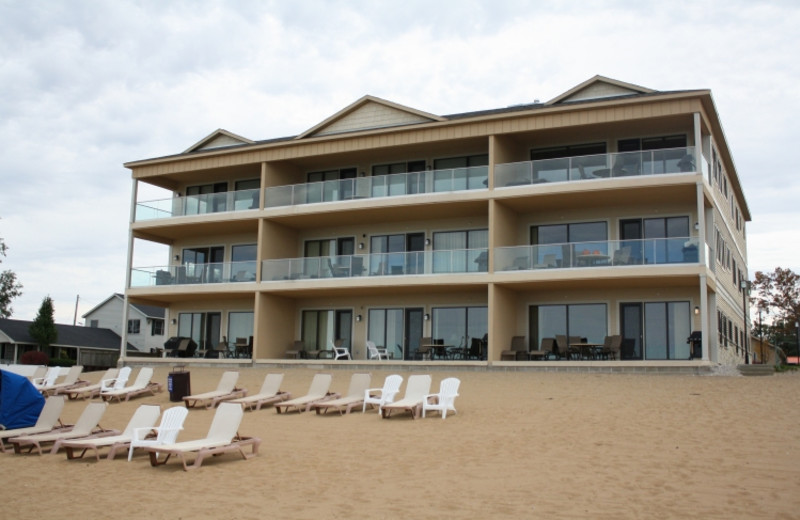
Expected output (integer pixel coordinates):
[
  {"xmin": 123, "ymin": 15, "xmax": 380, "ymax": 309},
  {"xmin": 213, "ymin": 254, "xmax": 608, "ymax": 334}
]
[{"xmin": 132, "ymin": 214, "xmax": 259, "ymax": 243}]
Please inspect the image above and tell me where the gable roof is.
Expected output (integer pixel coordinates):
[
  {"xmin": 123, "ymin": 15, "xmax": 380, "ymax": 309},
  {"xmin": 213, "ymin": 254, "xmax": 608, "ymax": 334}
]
[
  {"xmin": 183, "ymin": 129, "xmax": 255, "ymax": 154},
  {"xmin": 546, "ymin": 75, "xmax": 655, "ymax": 105},
  {"xmin": 296, "ymin": 95, "xmax": 446, "ymax": 139},
  {"xmin": 0, "ymin": 318, "xmax": 134, "ymax": 351},
  {"xmin": 82, "ymin": 293, "xmax": 165, "ymax": 320}
]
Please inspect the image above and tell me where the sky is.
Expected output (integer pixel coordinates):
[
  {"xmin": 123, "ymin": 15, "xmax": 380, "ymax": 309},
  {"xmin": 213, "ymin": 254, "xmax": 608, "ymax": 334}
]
[{"xmin": 1, "ymin": 0, "xmax": 799, "ymax": 324}]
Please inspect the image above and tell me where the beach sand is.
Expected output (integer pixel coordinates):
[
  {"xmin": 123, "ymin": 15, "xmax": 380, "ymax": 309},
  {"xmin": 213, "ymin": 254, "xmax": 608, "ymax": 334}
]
[{"xmin": 2, "ymin": 366, "xmax": 799, "ymax": 519}]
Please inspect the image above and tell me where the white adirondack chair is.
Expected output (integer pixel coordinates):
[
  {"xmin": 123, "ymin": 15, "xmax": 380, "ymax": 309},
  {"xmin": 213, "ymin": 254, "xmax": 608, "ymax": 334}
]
[
  {"xmin": 366, "ymin": 341, "xmax": 389, "ymax": 360},
  {"xmin": 422, "ymin": 377, "xmax": 461, "ymax": 419},
  {"xmin": 362, "ymin": 374, "xmax": 403, "ymax": 413},
  {"xmin": 100, "ymin": 366, "xmax": 132, "ymax": 392},
  {"xmin": 128, "ymin": 406, "xmax": 188, "ymax": 461}
]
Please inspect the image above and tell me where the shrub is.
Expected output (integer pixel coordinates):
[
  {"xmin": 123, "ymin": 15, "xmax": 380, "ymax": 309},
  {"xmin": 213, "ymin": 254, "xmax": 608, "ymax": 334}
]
[
  {"xmin": 20, "ymin": 350, "xmax": 49, "ymax": 365},
  {"xmin": 50, "ymin": 357, "xmax": 76, "ymax": 367}
]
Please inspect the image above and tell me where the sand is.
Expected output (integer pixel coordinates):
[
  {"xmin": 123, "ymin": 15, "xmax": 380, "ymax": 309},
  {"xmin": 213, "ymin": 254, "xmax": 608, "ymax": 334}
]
[{"xmin": 2, "ymin": 366, "xmax": 799, "ymax": 519}]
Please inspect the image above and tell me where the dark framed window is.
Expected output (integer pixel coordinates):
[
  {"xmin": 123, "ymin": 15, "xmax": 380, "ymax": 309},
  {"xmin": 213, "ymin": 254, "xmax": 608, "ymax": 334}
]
[{"xmin": 127, "ymin": 319, "xmax": 140, "ymax": 334}]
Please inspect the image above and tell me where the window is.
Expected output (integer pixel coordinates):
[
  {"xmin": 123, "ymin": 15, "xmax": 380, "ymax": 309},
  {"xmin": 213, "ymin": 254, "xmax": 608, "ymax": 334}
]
[
  {"xmin": 127, "ymin": 319, "xmax": 140, "ymax": 334},
  {"xmin": 89, "ymin": 319, "xmax": 99, "ymax": 328},
  {"xmin": 369, "ymin": 233, "xmax": 424, "ymax": 275},
  {"xmin": 231, "ymin": 244, "xmax": 257, "ymax": 281},
  {"xmin": 530, "ymin": 304, "xmax": 607, "ymax": 349},
  {"xmin": 181, "ymin": 246, "xmax": 225, "ymax": 283},
  {"xmin": 530, "ymin": 143, "xmax": 607, "ymax": 182},
  {"xmin": 185, "ymin": 182, "xmax": 228, "ymax": 215},
  {"xmin": 150, "ymin": 319, "xmax": 164, "ymax": 336},
  {"xmin": 301, "ymin": 309, "xmax": 352, "ymax": 354},
  {"xmin": 227, "ymin": 312, "xmax": 254, "ymax": 352},
  {"xmin": 234, "ymin": 178, "xmax": 260, "ymax": 210},
  {"xmin": 531, "ymin": 222, "xmax": 608, "ymax": 267},
  {"xmin": 432, "ymin": 154, "xmax": 488, "ymax": 191},
  {"xmin": 372, "ymin": 160, "xmax": 426, "ymax": 196},
  {"xmin": 432, "ymin": 229, "xmax": 488, "ymax": 273},
  {"xmin": 621, "ymin": 301, "xmax": 690, "ymax": 360},
  {"xmin": 178, "ymin": 312, "xmax": 221, "ymax": 351},
  {"xmin": 306, "ymin": 167, "xmax": 357, "ymax": 202},
  {"xmin": 620, "ymin": 217, "xmax": 690, "ymax": 264},
  {"xmin": 618, "ymin": 135, "xmax": 688, "ymax": 174},
  {"xmin": 431, "ymin": 307, "xmax": 488, "ymax": 356}
]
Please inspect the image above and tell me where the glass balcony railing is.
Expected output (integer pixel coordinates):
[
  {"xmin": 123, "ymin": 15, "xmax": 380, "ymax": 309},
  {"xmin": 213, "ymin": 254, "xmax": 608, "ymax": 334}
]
[
  {"xmin": 495, "ymin": 237, "xmax": 701, "ymax": 272},
  {"xmin": 130, "ymin": 261, "xmax": 258, "ymax": 287},
  {"xmin": 264, "ymin": 166, "xmax": 488, "ymax": 208},
  {"xmin": 135, "ymin": 188, "xmax": 261, "ymax": 221},
  {"xmin": 494, "ymin": 146, "xmax": 697, "ymax": 188},
  {"xmin": 261, "ymin": 249, "xmax": 488, "ymax": 281}
]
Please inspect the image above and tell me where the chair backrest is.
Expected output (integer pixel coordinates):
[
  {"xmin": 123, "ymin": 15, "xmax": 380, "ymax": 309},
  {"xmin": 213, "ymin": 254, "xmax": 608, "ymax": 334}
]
[
  {"xmin": 60, "ymin": 365, "xmax": 83, "ymax": 385},
  {"xmin": 366, "ymin": 341, "xmax": 382, "ymax": 359},
  {"xmin": 72, "ymin": 402, "xmax": 108, "ymax": 435},
  {"xmin": 438, "ymin": 377, "xmax": 461, "ymax": 402},
  {"xmin": 39, "ymin": 367, "xmax": 61, "ymax": 387},
  {"xmin": 420, "ymin": 337, "xmax": 432, "ymax": 346},
  {"xmin": 542, "ymin": 254, "xmax": 557, "ymax": 267},
  {"xmin": 34, "ymin": 396, "xmax": 65, "ymax": 429},
  {"xmin": 555, "ymin": 335, "xmax": 569, "ymax": 354},
  {"xmin": 569, "ymin": 335, "xmax": 582, "ymax": 345},
  {"xmin": 130, "ymin": 367, "xmax": 154, "ymax": 389},
  {"xmin": 206, "ymin": 403, "xmax": 244, "ymax": 443},
  {"xmin": 345, "ymin": 373, "xmax": 372, "ymax": 398},
  {"xmin": 29, "ymin": 366, "xmax": 47, "ymax": 382},
  {"xmin": 98, "ymin": 367, "xmax": 119, "ymax": 383},
  {"xmin": 155, "ymin": 406, "xmax": 189, "ymax": 443},
  {"xmin": 382, "ymin": 374, "xmax": 403, "ymax": 398},
  {"xmin": 114, "ymin": 367, "xmax": 133, "ymax": 389},
  {"xmin": 469, "ymin": 337, "xmax": 482, "ymax": 356},
  {"xmin": 510, "ymin": 336, "xmax": 526, "ymax": 352},
  {"xmin": 258, "ymin": 373, "xmax": 283, "ymax": 396},
  {"xmin": 613, "ymin": 246, "xmax": 631, "ymax": 265},
  {"xmin": 235, "ymin": 337, "xmax": 248, "ymax": 347},
  {"xmin": 403, "ymin": 375, "xmax": 432, "ymax": 402},
  {"xmin": 121, "ymin": 405, "xmax": 161, "ymax": 437},
  {"xmin": 540, "ymin": 337, "xmax": 556, "ymax": 353},
  {"xmin": 307, "ymin": 373, "xmax": 333, "ymax": 396},
  {"xmin": 216, "ymin": 371, "xmax": 239, "ymax": 393}
]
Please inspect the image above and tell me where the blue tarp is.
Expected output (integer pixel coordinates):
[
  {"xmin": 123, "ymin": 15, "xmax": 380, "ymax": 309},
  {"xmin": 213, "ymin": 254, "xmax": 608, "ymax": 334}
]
[{"xmin": 0, "ymin": 370, "xmax": 45, "ymax": 429}]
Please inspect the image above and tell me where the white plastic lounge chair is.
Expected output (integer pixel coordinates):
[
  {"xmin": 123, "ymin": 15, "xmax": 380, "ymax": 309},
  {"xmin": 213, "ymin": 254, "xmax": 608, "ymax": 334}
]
[
  {"xmin": 182, "ymin": 371, "xmax": 246, "ymax": 409},
  {"xmin": 313, "ymin": 373, "xmax": 371, "ymax": 415},
  {"xmin": 128, "ymin": 406, "xmax": 188, "ymax": 461},
  {"xmin": 100, "ymin": 366, "xmax": 132, "ymax": 392},
  {"xmin": 274, "ymin": 374, "xmax": 333, "ymax": 414},
  {"xmin": 229, "ymin": 374, "xmax": 291, "ymax": 411},
  {"xmin": 0, "ymin": 396, "xmax": 66, "ymax": 453},
  {"xmin": 381, "ymin": 374, "xmax": 432, "ymax": 419},
  {"xmin": 362, "ymin": 374, "xmax": 403, "ymax": 414},
  {"xmin": 9, "ymin": 401, "xmax": 113, "ymax": 455},
  {"xmin": 145, "ymin": 403, "xmax": 260, "ymax": 471},
  {"xmin": 32, "ymin": 367, "xmax": 61, "ymax": 390},
  {"xmin": 366, "ymin": 341, "xmax": 389, "ymax": 360},
  {"xmin": 422, "ymin": 377, "xmax": 461, "ymax": 419},
  {"xmin": 27, "ymin": 366, "xmax": 47, "ymax": 383},
  {"xmin": 101, "ymin": 367, "xmax": 162, "ymax": 403},
  {"xmin": 331, "ymin": 340, "xmax": 351, "ymax": 360},
  {"xmin": 41, "ymin": 366, "xmax": 88, "ymax": 396},
  {"xmin": 58, "ymin": 404, "xmax": 161, "ymax": 461},
  {"xmin": 66, "ymin": 368, "xmax": 119, "ymax": 400}
]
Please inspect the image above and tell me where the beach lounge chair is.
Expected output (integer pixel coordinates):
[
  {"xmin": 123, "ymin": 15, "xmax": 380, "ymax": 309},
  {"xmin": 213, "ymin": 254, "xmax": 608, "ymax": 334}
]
[
  {"xmin": 65, "ymin": 368, "xmax": 119, "ymax": 400},
  {"xmin": 0, "ymin": 396, "xmax": 66, "ymax": 453},
  {"xmin": 362, "ymin": 374, "xmax": 403, "ymax": 414},
  {"xmin": 32, "ymin": 367, "xmax": 61, "ymax": 390},
  {"xmin": 100, "ymin": 366, "xmax": 132, "ymax": 392},
  {"xmin": 182, "ymin": 371, "xmax": 246, "ymax": 409},
  {"xmin": 145, "ymin": 402, "xmax": 260, "ymax": 471},
  {"xmin": 27, "ymin": 366, "xmax": 47, "ymax": 383},
  {"xmin": 58, "ymin": 404, "xmax": 161, "ymax": 461},
  {"xmin": 40, "ymin": 366, "xmax": 88, "ymax": 396},
  {"xmin": 9, "ymin": 401, "xmax": 113, "ymax": 455},
  {"xmin": 381, "ymin": 374, "xmax": 431, "ymax": 419},
  {"xmin": 229, "ymin": 374, "xmax": 291, "ymax": 411},
  {"xmin": 274, "ymin": 373, "xmax": 333, "ymax": 414},
  {"xmin": 366, "ymin": 340, "xmax": 389, "ymax": 360},
  {"xmin": 422, "ymin": 377, "xmax": 461, "ymax": 419},
  {"xmin": 101, "ymin": 367, "xmax": 163, "ymax": 403},
  {"xmin": 312, "ymin": 373, "xmax": 371, "ymax": 415},
  {"xmin": 128, "ymin": 406, "xmax": 188, "ymax": 461}
]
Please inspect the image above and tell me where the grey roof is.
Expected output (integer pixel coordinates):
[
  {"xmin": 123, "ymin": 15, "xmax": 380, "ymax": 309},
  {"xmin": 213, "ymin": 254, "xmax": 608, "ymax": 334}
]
[{"xmin": 0, "ymin": 318, "xmax": 135, "ymax": 351}]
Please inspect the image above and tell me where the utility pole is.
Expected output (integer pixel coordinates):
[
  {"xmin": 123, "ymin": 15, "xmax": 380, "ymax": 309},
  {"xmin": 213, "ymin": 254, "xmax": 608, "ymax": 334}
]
[{"xmin": 73, "ymin": 294, "xmax": 79, "ymax": 326}]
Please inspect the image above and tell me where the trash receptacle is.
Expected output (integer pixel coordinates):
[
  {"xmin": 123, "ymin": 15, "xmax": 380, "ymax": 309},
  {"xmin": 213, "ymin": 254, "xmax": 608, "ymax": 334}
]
[{"xmin": 167, "ymin": 365, "xmax": 191, "ymax": 402}]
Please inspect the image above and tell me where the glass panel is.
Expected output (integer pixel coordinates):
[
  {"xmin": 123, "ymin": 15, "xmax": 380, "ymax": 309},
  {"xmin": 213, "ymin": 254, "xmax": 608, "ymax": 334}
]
[
  {"xmin": 432, "ymin": 308, "xmax": 466, "ymax": 348},
  {"xmin": 669, "ymin": 302, "xmax": 691, "ymax": 359},
  {"xmin": 536, "ymin": 305, "xmax": 566, "ymax": 345},
  {"xmin": 568, "ymin": 304, "xmax": 607, "ymax": 344},
  {"xmin": 644, "ymin": 303, "xmax": 668, "ymax": 360},
  {"xmin": 621, "ymin": 303, "xmax": 643, "ymax": 359},
  {"xmin": 228, "ymin": 312, "xmax": 254, "ymax": 350}
]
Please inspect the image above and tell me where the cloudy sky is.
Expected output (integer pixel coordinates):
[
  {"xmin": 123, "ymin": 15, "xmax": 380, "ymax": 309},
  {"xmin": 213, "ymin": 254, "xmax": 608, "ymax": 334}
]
[{"xmin": 1, "ymin": 0, "xmax": 798, "ymax": 324}]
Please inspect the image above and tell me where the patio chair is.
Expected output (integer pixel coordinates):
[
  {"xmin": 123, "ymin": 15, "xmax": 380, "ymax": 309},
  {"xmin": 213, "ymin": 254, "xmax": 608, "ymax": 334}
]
[
  {"xmin": 422, "ymin": 377, "xmax": 461, "ymax": 419},
  {"xmin": 366, "ymin": 341, "xmax": 389, "ymax": 360},
  {"xmin": 500, "ymin": 336, "xmax": 527, "ymax": 361},
  {"xmin": 362, "ymin": 374, "xmax": 403, "ymax": 414},
  {"xmin": 331, "ymin": 339, "xmax": 351, "ymax": 360},
  {"xmin": 600, "ymin": 335, "xmax": 622, "ymax": 360},
  {"xmin": 183, "ymin": 371, "xmax": 246, "ymax": 409},
  {"xmin": 59, "ymin": 404, "xmax": 161, "ymax": 461},
  {"xmin": 275, "ymin": 373, "xmax": 333, "ymax": 414},
  {"xmin": 145, "ymin": 403, "xmax": 260, "ymax": 471},
  {"xmin": 312, "ymin": 373, "xmax": 372, "ymax": 415},
  {"xmin": 529, "ymin": 338, "xmax": 555, "ymax": 360},
  {"xmin": 0, "ymin": 396, "xmax": 66, "ymax": 453},
  {"xmin": 10, "ymin": 401, "xmax": 113, "ymax": 455},
  {"xmin": 555, "ymin": 335, "xmax": 572, "ymax": 360},
  {"xmin": 100, "ymin": 366, "xmax": 132, "ymax": 392},
  {"xmin": 229, "ymin": 373, "xmax": 291, "ymax": 411},
  {"xmin": 101, "ymin": 367, "xmax": 163, "ymax": 403},
  {"xmin": 381, "ymin": 374, "xmax": 432, "ymax": 419},
  {"xmin": 128, "ymin": 406, "xmax": 188, "ymax": 461},
  {"xmin": 415, "ymin": 337, "xmax": 433, "ymax": 360},
  {"xmin": 40, "ymin": 366, "xmax": 87, "ymax": 396},
  {"xmin": 66, "ymin": 368, "xmax": 118, "ymax": 400},
  {"xmin": 466, "ymin": 337, "xmax": 483, "ymax": 360}
]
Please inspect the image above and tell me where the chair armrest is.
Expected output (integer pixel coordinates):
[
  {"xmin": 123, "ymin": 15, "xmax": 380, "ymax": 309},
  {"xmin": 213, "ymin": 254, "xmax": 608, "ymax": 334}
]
[{"xmin": 100, "ymin": 378, "xmax": 118, "ymax": 391}]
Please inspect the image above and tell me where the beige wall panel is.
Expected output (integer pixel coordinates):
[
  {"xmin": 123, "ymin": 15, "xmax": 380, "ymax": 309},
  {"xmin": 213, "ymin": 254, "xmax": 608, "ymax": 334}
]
[
  {"xmin": 256, "ymin": 293, "xmax": 297, "ymax": 358},
  {"xmin": 488, "ymin": 283, "xmax": 520, "ymax": 360},
  {"xmin": 262, "ymin": 220, "xmax": 299, "ymax": 260}
]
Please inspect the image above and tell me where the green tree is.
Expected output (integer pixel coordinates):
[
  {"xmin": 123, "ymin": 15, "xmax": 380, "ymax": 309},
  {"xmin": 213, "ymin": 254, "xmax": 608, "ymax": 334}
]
[
  {"xmin": 29, "ymin": 296, "xmax": 58, "ymax": 349},
  {"xmin": 751, "ymin": 267, "xmax": 800, "ymax": 356},
  {"xmin": 0, "ymin": 234, "xmax": 23, "ymax": 318}
]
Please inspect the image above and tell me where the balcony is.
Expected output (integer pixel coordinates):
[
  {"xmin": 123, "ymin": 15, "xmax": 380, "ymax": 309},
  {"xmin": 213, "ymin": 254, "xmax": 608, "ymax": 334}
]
[
  {"xmin": 261, "ymin": 249, "xmax": 488, "ymax": 281},
  {"xmin": 130, "ymin": 261, "xmax": 258, "ymax": 287},
  {"xmin": 264, "ymin": 166, "xmax": 488, "ymax": 208},
  {"xmin": 135, "ymin": 188, "xmax": 260, "ymax": 221},
  {"xmin": 495, "ymin": 237, "xmax": 701, "ymax": 271},
  {"xmin": 494, "ymin": 147, "xmax": 696, "ymax": 188}
]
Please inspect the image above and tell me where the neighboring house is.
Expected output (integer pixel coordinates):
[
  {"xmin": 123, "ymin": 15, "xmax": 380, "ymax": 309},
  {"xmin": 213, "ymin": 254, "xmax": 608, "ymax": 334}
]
[
  {"xmin": 83, "ymin": 293, "xmax": 166, "ymax": 353},
  {"xmin": 123, "ymin": 75, "xmax": 751, "ymax": 367},
  {"xmin": 0, "ymin": 318, "xmax": 131, "ymax": 368}
]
